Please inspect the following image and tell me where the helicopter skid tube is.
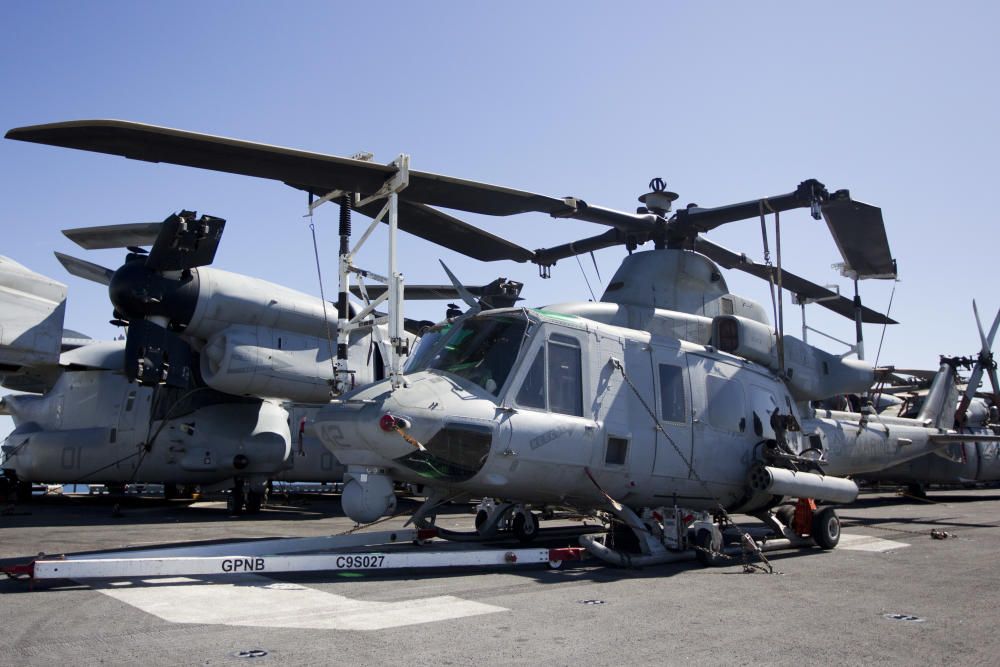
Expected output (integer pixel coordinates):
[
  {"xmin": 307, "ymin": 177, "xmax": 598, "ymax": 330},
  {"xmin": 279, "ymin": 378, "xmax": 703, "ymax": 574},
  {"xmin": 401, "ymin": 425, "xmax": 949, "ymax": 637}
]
[
  {"xmin": 750, "ymin": 466, "xmax": 859, "ymax": 504},
  {"xmin": 579, "ymin": 533, "xmax": 816, "ymax": 567},
  {"xmin": 435, "ymin": 524, "xmax": 606, "ymax": 543}
]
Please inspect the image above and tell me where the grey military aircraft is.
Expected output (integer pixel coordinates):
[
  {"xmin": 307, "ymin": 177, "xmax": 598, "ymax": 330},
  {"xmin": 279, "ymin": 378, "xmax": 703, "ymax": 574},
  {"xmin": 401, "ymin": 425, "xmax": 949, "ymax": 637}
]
[
  {"xmin": 0, "ymin": 251, "xmax": 347, "ymax": 511},
  {"xmin": 861, "ymin": 304, "xmax": 1000, "ymax": 495},
  {"xmin": 8, "ymin": 119, "xmax": 998, "ymax": 566}
]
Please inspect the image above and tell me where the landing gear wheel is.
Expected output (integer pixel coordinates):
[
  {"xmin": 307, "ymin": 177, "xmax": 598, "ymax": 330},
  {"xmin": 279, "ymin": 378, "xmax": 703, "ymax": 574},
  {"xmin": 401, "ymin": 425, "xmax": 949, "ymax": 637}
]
[
  {"xmin": 812, "ymin": 506, "xmax": 841, "ymax": 549},
  {"xmin": 228, "ymin": 479, "xmax": 246, "ymax": 515},
  {"xmin": 164, "ymin": 483, "xmax": 179, "ymax": 500},
  {"xmin": 245, "ymin": 491, "xmax": 263, "ymax": 514},
  {"xmin": 475, "ymin": 510, "xmax": 489, "ymax": 533},
  {"xmin": 512, "ymin": 511, "xmax": 539, "ymax": 543},
  {"xmin": 227, "ymin": 493, "xmax": 244, "ymax": 515},
  {"xmin": 695, "ymin": 528, "xmax": 724, "ymax": 567},
  {"xmin": 906, "ymin": 483, "xmax": 927, "ymax": 499},
  {"xmin": 15, "ymin": 480, "xmax": 32, "ymax": 504}
]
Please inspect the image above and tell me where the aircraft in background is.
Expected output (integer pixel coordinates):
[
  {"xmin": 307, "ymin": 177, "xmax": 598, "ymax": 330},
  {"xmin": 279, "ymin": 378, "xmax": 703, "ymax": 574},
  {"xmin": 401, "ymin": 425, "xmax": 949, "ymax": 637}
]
[{"xmin": 0, "ymin": 213, "xmax": 375, "ymax": 512}]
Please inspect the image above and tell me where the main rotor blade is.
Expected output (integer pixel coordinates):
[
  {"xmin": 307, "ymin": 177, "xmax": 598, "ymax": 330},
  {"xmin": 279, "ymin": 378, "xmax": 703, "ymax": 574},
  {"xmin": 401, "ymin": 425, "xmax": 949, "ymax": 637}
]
[
  {"xmin": 693, "ymin": 237, "xmax": 897, "ymax": 325},
  {"xmin": 672, "ymin": 179, "xmax": 829, "ymax": 235},
  {"xmin": 5, "ymin": 120, "xmax": 574, "ymax": 218},
  {"xmin": 821, "ymin": 197, "xmax": 897, "ymax": 279},
  {"xmin": 62, "ymin": 222, "xmax": 162, "ymax": 249},
  {"xmin": 53, "ymin": 252, "xmax": 115, "ymax": 286},
  {"xmin": 346, "ymin": 197, "xmax": 536, "ymax": 263}
]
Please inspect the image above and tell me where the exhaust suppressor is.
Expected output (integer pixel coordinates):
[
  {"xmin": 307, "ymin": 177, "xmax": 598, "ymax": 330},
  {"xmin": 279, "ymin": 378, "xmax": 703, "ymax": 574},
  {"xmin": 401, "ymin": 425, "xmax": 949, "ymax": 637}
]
[{"xmin": 749, "ymin": 465, "xmax": 858, "ymax": 504}]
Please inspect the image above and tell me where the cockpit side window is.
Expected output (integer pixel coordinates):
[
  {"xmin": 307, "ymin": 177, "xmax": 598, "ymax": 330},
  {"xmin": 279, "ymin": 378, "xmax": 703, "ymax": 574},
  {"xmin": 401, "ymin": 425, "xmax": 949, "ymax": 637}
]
[
  {"xmin": 548, "ymin": 334, "xmax": 583, "ymax": 417},
  {"xmin": 515, "ymin": 347, "xmax": 546, "ymax": 409},
  {"xmin": 513, "ymin": 333, "xmax": 584, "ymax": 416}
]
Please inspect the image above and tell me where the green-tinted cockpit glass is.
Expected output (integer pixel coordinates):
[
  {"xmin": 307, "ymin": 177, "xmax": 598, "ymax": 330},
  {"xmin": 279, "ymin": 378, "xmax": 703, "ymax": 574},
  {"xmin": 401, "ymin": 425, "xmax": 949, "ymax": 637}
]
[{"xmin": 407, "ymin": 315, "xmax": 529, "ymax": 396}]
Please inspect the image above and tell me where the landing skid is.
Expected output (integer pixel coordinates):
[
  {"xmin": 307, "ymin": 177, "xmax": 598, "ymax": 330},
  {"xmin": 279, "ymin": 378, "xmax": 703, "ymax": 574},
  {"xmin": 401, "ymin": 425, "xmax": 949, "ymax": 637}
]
[{"xmin": 581, "ymin": 498, "xmax": 841, "ymax": 569}]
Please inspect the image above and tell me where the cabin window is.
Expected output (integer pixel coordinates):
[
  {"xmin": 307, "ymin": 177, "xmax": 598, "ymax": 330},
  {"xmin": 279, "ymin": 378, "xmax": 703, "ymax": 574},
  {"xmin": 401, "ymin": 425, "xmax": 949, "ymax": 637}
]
[
  {"xmin": 125, "ymin": 390, "xmax": 136, "ymax": 412},
  {"xmin": 705, "ymin": 375, "xmax": 746, "ymax": 433},
  {"xmin": 548, "ymin": 334, "xmax": 583, "ymax": 417},
  {"xmin": 515, "ymin": 347, "xmax": 546, "ymax": 409},
  {"xmin": 605, "ymin": 436, "xmax": 629, "ymax": 465},
  {"xmin": 658, "ymin": 364, "xmax": 686, "ymax": 423}
]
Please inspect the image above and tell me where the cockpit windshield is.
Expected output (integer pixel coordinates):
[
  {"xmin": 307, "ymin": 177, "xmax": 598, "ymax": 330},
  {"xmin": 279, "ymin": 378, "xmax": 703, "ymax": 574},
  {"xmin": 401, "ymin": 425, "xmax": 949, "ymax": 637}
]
[{"xmin": 407, "ymin": 314, "xmax": 530, "ymax": 396}]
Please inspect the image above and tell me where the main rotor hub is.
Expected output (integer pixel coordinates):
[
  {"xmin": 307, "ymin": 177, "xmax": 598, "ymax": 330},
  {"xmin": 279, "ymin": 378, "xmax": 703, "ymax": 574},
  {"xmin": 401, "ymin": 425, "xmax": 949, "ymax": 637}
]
[{"xmin": 638, "ymin": 177, "xmax": 679, "ymax": 216}]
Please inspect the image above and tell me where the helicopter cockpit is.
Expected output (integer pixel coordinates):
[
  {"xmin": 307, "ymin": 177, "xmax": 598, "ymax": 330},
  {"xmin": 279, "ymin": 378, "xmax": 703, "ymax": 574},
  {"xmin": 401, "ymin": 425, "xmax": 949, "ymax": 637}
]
[{"xmin": 406, "ymin": 311, "xmax": 533, "ymax": 398}]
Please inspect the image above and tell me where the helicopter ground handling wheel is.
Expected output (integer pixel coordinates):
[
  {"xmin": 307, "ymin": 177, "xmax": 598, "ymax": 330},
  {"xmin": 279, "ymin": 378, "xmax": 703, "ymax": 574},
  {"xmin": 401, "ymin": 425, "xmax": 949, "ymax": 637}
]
[
  {"xmin": 811, "ymin": 506, "xmax": 841, "ymax": 549},
  {"xmin": 512, "ymin": 510, "xmax": 540, "ymax": 543},
  {"xmin": 694, "ymin": 526, "xmax": 726, "ymax": 567}
]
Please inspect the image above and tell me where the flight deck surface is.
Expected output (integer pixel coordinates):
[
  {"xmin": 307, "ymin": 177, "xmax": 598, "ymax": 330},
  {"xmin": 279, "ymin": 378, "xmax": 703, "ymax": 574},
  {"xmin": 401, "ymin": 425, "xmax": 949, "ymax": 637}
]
[{"xmin": 1, "ymin": 489, "xmax": 998, "ymax": 666}]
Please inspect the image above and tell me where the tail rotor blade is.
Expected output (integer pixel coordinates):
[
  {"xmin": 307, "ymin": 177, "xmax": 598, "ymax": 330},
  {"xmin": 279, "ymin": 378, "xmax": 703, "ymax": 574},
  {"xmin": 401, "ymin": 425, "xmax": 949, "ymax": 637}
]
[{"xmin": 957, "ymin": 301, "xmax": 1000, "ymax": 424}]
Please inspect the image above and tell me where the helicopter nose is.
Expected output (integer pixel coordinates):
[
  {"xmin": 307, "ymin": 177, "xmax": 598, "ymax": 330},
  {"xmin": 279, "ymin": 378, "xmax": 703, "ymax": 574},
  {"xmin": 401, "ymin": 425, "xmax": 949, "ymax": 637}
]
[
  {"xmin": 315, "ymin": 391, "xmax": 423, "ymax": 462},
  {"xmin": 314, "ymin": 372, "xmax": 498, "ymax": 468}
]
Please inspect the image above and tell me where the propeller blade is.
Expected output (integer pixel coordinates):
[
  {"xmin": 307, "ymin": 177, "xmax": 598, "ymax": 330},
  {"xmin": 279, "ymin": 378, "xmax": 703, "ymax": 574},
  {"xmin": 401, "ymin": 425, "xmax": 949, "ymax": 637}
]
[
  {"xmin": 693, "ymin": 237, "xmax": 897, "ymax": 325},
  {"xmin": 53, "ymin": 252, "xmax": 115, "ymax": 286},
  {"xmin": 439, "ymin": 260, "xmax": 480, "ymax": 312},
  {"xmin": 821, "ymin": 197, "xmax": 897, "ymax": 279},
  {"xmin": 62, "ymin": 222, "xmax": 163, "ymax": 250}
]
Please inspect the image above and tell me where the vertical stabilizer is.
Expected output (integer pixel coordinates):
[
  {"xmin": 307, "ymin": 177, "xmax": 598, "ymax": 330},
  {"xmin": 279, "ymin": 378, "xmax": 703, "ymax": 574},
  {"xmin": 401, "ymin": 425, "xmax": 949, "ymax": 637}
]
[
  {"xmin": 0, "ymin": 256, "xmax": 67, "ymax": 370},
  {"xmin": 915, "ymin": 362, "xmax": 960, "ymax": 429}
]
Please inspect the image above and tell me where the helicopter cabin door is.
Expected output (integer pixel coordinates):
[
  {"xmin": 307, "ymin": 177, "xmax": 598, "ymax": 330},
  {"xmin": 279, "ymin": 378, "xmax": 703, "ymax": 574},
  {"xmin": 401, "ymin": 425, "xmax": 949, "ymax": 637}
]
[
  {"xmin": 649, "ymin": 343, "xmax": 694, "ymax": 483},
  {"xmin": 684, "ymin": 353, "xmax": 754, "ymax": 505}
]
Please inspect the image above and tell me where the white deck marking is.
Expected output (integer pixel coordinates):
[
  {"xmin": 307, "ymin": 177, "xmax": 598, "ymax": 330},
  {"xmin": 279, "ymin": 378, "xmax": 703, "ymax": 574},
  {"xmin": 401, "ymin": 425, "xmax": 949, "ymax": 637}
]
[
  {"xmin": 838, "ymin": 532, "xmax": 909, "ymax": 552},
  {"xmin": 91, "ymin": 574, "xmax": 507, "ymax": 630}
]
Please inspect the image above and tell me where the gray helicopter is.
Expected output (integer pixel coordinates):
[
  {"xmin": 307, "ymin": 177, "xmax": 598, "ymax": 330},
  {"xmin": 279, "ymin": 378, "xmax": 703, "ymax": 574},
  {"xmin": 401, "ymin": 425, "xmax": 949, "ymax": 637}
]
[
  {"xmin": 7, "ymin": 119, "xmax": 997, "ymax": 567},
  {"xmin": 861, "ymin": 306, "xmax": 1000, "ymax": 495}
]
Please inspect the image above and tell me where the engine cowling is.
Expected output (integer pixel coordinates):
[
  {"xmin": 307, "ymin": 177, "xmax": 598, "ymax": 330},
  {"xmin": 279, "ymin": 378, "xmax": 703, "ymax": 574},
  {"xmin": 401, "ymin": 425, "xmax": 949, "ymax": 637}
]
[{"xmin": 200, "ymin": 324, "xmax": 380, "ymax": 402}]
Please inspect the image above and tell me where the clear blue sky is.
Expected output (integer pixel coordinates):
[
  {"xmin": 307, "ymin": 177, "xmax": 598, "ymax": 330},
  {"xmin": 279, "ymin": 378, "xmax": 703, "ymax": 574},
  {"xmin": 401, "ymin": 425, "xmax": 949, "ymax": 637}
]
[{"xmin": 3, "ymin": 2, "xmax": 999, "ymax": 437}]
